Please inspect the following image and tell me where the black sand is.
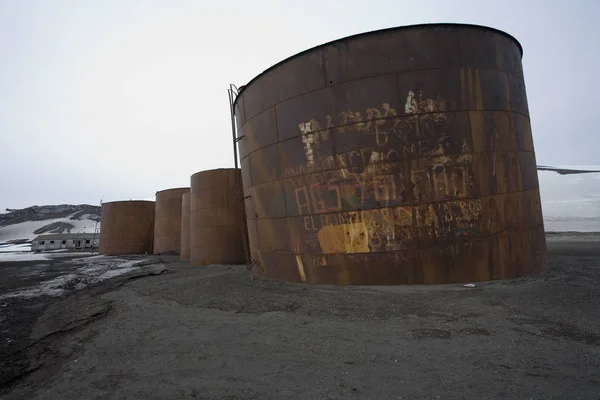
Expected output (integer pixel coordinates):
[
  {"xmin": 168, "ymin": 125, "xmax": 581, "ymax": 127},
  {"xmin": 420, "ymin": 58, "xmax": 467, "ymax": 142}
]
[{"xmin": 1, "ymin": 236, "xmax": 599, "ymax": 399}]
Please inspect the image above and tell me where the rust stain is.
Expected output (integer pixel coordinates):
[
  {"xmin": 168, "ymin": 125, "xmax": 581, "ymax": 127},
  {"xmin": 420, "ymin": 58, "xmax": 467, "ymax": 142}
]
[
  {"xmin": 295, "ymin": 255, "xmax": 307, "ymax": 282},
  {"xmin": 317, "ymin": 222, "xmax": 370, "ymax": 254}
]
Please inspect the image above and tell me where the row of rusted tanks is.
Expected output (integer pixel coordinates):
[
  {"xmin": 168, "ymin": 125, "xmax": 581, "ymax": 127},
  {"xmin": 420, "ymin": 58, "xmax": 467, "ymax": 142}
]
[
  {"xmin": 100, "ymin": 23, "xmax": 548, "ymax": 285},
  {"xmin": 99, "ymin": 169, "xmax": 246, "ymax": 266}
]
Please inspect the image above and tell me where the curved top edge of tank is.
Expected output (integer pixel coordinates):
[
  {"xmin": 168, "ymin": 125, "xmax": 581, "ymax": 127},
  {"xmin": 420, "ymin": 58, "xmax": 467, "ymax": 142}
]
[
  {"xmin": 190, "ymin": 167, "xmax": 241, "ymax": 178},
  {"xmin": 155, "ymin": 187, "xmax": 190, "ymax": 195},
  {"xmin": 233, "ymin": 22, "xmax": 522, "ymax": 107},
  {"xmin": 102, "ymin": 200, "xmax": 156, "ymax": 206}
]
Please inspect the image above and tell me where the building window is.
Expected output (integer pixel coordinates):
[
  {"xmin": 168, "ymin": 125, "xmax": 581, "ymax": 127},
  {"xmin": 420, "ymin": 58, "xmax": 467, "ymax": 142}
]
[
  {"xmin": 62, "ymin": 240, "xmax": 66, "ymax": 244},
  {"xmin": 39, "ymin": 241, "xmax": 45, "ymax": 245},
  {"xmin": 85, "ymin": 240, "xmax": 90, "ymax": 244},
  {"xmin": 50, "ymin": 241, "xmax": 55, "ymax": 244}
]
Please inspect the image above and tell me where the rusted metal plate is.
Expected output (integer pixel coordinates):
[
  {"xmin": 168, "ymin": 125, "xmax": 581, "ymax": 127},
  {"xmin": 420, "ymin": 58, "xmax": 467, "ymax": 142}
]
[
  {"xmin": 180, "ymin": 192, "xmax": 191, "ymax": 261},
  {"xmin": 190, "ymin": 168, "xmax": 245, "ymax": 265},
  {"xmin": 234, "ymin": 23, "xmax": 547, "ymax": 285},
  {"xmin": 99, "ymin": 201, "xmax": 155, "ymax": 256},
  {"xmin": 241, "ymin": 51, "xmax": 324, "ymax": 123},
  {"xmin": 153, "ymin": 188, "xmax": 189, "ymax": 255}
]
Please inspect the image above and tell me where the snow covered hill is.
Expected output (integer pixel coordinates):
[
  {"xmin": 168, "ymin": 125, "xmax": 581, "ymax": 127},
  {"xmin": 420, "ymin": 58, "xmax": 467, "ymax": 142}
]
[{"xmin": 0, "ymin": 205, "xmax": 100, "ymax": 245}]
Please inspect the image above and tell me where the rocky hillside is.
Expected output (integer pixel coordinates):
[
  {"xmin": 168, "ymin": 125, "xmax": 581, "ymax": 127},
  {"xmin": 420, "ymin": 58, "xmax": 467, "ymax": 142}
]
[
  {"xmin": 0, "ymin": 205, "xmax": 100, "ymax": 226},
  {"xmin": 0, "ymin": 205, "xmax": 101, "ymax": 243}
]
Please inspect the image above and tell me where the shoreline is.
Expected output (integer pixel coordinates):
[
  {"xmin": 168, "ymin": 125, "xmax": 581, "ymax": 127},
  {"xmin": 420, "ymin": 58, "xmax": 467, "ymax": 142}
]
[{"xmin": 545, "ymin": 231, "xmax": 600, "ymax": 234}]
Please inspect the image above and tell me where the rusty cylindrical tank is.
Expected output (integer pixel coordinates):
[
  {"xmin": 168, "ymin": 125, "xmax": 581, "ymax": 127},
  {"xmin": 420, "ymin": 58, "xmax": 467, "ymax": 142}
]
[
  {"xmin": 99, "ymin": 200, "xmax": 155, "ymax": 256},
  {"xmin": 153, "ymin": 187, "xmax": 190, "ymax": 255},
  {"xmin": 190, "ymin": 168, "xmax": 246, "ymax": 265},
  {"xmin": 233, "ymin": 23, "xmax": 547, "ymax": 285},
  {"xmin": 180, "ymin": 192, "xmax": 191, "ymax": 261}
]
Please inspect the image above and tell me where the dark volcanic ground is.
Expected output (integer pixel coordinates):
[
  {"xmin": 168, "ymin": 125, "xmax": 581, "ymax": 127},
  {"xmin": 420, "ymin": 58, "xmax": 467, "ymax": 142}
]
[
  {"xmin": 0, "ymin": 256, "xmax": 87, "ymax": 389},
  {"xmin": 1, "ymin": 237, "xmax": 599, "ymax": 399},
  {"xmin": 0, "ymin": 254, "xmax": 166, "ymax": 392}
]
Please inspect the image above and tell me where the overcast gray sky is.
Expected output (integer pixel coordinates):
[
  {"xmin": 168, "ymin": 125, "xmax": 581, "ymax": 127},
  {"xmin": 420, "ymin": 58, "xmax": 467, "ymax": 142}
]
[{"xmin": 1, "ymin": 0, "xmax": 598, "ymax": 210}]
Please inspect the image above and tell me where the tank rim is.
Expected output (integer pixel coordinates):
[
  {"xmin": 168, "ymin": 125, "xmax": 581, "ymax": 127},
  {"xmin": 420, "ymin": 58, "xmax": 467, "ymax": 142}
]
[
  {"xmin": 233, "ymin": 22, "xmax": 523, "ymax": 108},
  {"xmin": 102, "ymin": 200, "xmax": 156, "ymax": 205},
  {"xmin": 190, "ymin": 167, "xmax": 240, "ymax": 178},
  {"xmin": 155, "ymin": 187, "xmax": 190, "ymax": 195}
]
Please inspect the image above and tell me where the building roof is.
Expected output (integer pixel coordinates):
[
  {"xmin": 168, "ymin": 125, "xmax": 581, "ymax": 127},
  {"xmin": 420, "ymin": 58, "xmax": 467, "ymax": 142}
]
[{"xmin": 33, "ymin": 233, "xmax": 99, "ymax": 241}]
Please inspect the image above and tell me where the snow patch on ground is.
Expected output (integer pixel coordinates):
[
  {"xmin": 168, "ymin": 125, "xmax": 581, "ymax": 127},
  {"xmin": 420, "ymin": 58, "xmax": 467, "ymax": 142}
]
[
  {"xmin": 0, "ymin": 272, "xmax": 77, "ymax": 299},
  {"xmin": 0, "ymin": 216, "xmax": 99, "ymax": 242},
  {"xmin": 0, "ymin": 252, "xmax": 50, "ymax": 262},
  {"xmin": 0, "ymin": 274, "xmax": 78, "ymax": 299},
  {"xmin": 0, "ymin": 243, "xmax": 31, "ymax": 253},
  {"xmin": 0, "ymin": 255, "xmax": 159, "ymax": 299}
]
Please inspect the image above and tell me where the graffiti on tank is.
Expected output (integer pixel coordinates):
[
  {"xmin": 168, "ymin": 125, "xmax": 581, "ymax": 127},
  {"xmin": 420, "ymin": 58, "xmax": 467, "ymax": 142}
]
[
  {"xmin": 296, "ymin": 99, "xmax": 452, "ymax": 160},
  {"xmin": 294, "ymin": 182, "xmax": 342, "ymax": 215},
  {"xmin": 289, "ymin": 189, "xmax": 541, "ymax": 257},
  {"xmin": 292, "ymin": 195, "xmax": 486, "ymax": 254},
  {"xmin": 290, "ymin": 158, "xmax": 474, "ymax": 217},
  {"xmin": 288, "ymin": 163, "xmax": 478, "ymax": 253},
  {"xmin": 437, "ymin": 241, "xmax": 474, "ymax": 260},
  {"xmin": 292, "ymin": 188, "xmax": 543, "ymax": 256},
  {"xmin": 404, "ymin": 90, "xmax": 447, "ymax": 118},
  {"xmin": 283, "ymin": 155, "xmax": 336, "ymax": 179},
  {"xmin": 278, "ymin": 93, "xmax": 539, "ymax": 258},
  {"xmin": 297, "ymin": 94, "xmax": 446, "ymax": 137},
  {"xmin": 289, "ymin": 100, "xmax": 480, "ymax": 198}
]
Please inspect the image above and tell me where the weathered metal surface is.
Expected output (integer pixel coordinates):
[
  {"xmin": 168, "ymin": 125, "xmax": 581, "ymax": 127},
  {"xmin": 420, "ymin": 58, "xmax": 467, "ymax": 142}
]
[
  {"xmin": 153, "ymin": 187, "xmax": 189, "ymax": 255},
  {"xmin": 180, "ymin": 192, "xmax": 191, "ymax": 261},
  {"xmin": 233, "ymin": 23, "xmax": 547, "ymax": 285},
  {"xmin": 190, "ymin": 168, "xmax": 245, "ymax": 265},
  {"xmin": 99, "ymin": 200, "xmax": 155, "ymax": 256}
]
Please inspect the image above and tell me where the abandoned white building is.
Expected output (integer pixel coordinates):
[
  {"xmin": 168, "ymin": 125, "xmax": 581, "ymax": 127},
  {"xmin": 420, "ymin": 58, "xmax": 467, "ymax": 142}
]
[{"xmin": 32, "ymin": 233, "xmax": 99, "ymax": 252}]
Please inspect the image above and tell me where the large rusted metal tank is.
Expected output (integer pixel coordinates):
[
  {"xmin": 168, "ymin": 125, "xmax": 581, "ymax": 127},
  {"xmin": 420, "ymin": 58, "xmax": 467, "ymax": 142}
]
[
  {"xmin": 233, "ymin": 23, "xmax": 547, "ymax": 285},
  {"xmin": 180, "ymin": 192, "xmax": 191, "ymax": 261},
  {"xmin": 153, "ymin": 187, "xmax": 189, "ymax": 255},
  {"xmin": 99, "ymin": 200, "xmax": 155, "ymax": 256},
  {"xmin": 190, "ymin": 168, "xmax": 246, "ymax": 265}
]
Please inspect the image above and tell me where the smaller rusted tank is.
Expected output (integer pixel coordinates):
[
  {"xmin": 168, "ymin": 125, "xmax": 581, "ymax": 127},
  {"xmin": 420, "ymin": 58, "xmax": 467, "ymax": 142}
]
[
  {"xmin": 190, "ymin": 168, "xmax": 245, "ymax": 265},
  {"xmin": 153, "ymin": 187, "xmax": 189, "ymax": 255},
  {"xmin": 99, "ymin": 200, "xmax": 155, "ymax": 255},
  {"xmin": 180, "ymin": 192, "xmax": 191, "ymax": 261}
]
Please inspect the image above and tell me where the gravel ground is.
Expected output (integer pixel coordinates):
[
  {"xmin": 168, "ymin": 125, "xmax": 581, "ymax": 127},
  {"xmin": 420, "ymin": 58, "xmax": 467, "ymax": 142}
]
[{"xmin": 2, "ymin": 237, "xmax": 600, "ymax": 399}]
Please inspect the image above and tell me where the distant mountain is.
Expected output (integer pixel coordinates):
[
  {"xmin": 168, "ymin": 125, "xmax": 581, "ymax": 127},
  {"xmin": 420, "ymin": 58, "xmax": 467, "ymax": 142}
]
[{"xmin": 0, "ymin": 205, "xmax": 100, "ymax": 244}]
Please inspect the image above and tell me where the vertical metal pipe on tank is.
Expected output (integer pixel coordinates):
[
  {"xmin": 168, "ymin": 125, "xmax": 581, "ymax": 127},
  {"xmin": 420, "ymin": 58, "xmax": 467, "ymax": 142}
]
[
  {"xmin": 189, "ymin": 168, "xmax": 246, "ymax": 265},
  {"xmin": 99, "ymin": 200, "xmax": 155, "ymax": 256},
  {"xmin": 232, "ymin": 23, "xmax": 547, "ymax": 285},
  {"xmin": 180, "ymin": 192, "xmax": 191, "ymax": 261},
  {"xmin": 153, "ymin": 188, "xmax": 190, "ymax": 255},
  {"xmin": 228, "ymin": 85, "xmax": 240, "ymax": 170}
]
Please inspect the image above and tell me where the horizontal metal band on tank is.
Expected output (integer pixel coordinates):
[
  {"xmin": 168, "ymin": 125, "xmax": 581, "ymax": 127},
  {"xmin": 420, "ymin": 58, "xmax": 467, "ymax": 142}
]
[
  {"xmin": 240, "ymin": 110, "xmax": 534, "ymax": 182},
  {"xmin": 234, "ymin": 26, "xmax": 524, "ymax": 124},
  {"xmin": 190, "ymin": 227, "xmax": 243, "ymax": 248},
  {"xmin": 237, "ymin": 70, "xmax": 529, "ymax": 163},
  {"xmin": 243, "ymin": 150, "xmax": 539, "ymax": 217},
  {"xmin": 245, "ymin": 187, "xmax": 543, "ymax": 253},
  {"xmin": 191, "ymin": 207, "xmax": 243, "ymax": 227},
  {"xmin": 250, "ymin": 225, "xmax": 546, "ymax": 285},
  {"xmin": 238, "ymin": 110, "xmax": 534, "ymax": 200},
  {"xmin": 190, "ymin": 188, "xmax": 241, "ymax": 208}
]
